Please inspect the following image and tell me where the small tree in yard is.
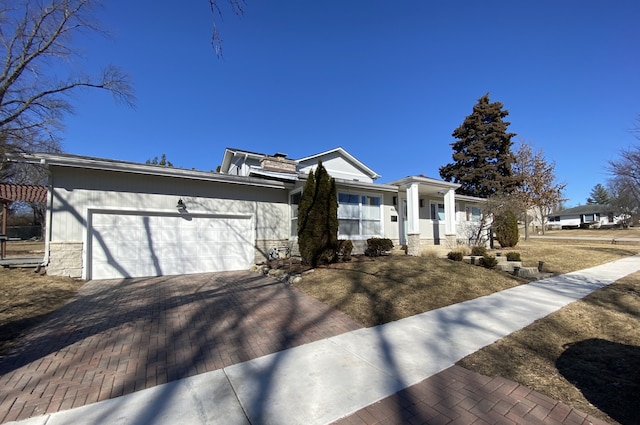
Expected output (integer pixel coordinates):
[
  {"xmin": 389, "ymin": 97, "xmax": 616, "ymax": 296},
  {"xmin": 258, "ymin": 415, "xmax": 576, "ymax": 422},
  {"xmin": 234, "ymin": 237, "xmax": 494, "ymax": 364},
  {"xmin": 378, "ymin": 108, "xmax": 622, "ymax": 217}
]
[
  {"xmin": 494, "ymin": 210, "xmax": 519, "ymax": 248},
  {"xmin": 513, "ymin": 141, "xmax": 565, "ymax": 238},
  {"xmin": 297, "ymin": 161, "xmax": 338, "ymax": 267}
]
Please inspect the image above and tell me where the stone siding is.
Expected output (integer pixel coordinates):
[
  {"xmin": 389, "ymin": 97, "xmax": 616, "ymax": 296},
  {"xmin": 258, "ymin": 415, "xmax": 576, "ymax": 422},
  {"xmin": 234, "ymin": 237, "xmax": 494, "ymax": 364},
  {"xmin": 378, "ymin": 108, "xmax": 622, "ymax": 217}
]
[
  {"xmin": 47, "ymin": 242, "xmax": 83, "ymax": 278},
  {"xmin": 255, "ymin": 239, "xmax": 292, "ymax": 263},
  {"xmin": 407, "ymin": 233, "xmax": 421, "ymax": 256},
  {"xmin": 259, "ymin": 157, "xmax": 297, "ymax": 174}
]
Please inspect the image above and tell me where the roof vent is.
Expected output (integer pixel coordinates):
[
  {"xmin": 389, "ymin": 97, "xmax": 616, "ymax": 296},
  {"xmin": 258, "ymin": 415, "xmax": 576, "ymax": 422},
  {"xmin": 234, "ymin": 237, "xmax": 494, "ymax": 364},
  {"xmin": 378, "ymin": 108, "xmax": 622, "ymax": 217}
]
[{"xmin": 273, "ymin": 152, "xmax": 288, "ymax": 158}]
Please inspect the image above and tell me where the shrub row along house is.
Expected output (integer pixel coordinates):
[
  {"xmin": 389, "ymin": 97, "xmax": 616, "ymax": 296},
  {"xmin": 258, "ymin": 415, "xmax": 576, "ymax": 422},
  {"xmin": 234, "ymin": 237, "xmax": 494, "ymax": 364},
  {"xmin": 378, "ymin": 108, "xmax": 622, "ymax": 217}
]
[{"xmin": 8, "ymin": 147, "xmax": 487, "ymax": 280}]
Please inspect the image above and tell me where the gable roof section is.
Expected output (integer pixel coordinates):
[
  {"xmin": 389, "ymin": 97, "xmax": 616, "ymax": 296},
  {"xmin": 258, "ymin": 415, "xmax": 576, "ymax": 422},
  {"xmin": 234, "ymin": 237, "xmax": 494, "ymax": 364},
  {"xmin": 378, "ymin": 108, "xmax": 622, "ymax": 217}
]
[
  {"xmin": 0, "ymin": 183, "xmax": 47, "ymax": 203},
  {"xmin": 7, "ymin": 152, "xmax": 291, "ymax": 190},
  {"xmin": 297, "ymin": 147, "xmax": 381, "ymax": 181},
  {"xmin": 220, "ymin": 147, "xmax": 267, "ymax": 174}
]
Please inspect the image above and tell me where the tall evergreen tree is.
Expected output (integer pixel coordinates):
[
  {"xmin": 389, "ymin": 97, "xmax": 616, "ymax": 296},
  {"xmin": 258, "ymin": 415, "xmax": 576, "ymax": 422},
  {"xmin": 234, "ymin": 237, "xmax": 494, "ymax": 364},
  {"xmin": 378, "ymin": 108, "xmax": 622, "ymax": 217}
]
[
  {"xmin": 297, "ymin": 161, "xmax": 338, "ymax": 267},
  {"xmin": 586, "ymin": 183, "xmax": 610, "ymax": 205},
  {"xmin": 439, "ymin": 94, "xmax": 520, "ymax": 197}
]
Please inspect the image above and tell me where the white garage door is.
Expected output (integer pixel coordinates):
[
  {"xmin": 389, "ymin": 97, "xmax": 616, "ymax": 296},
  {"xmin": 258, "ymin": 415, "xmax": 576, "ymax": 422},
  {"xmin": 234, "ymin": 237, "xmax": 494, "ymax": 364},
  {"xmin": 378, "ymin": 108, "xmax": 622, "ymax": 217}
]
[{"xmin": 89, "ymin": 212, "xmax": 254, "ymax": 280}]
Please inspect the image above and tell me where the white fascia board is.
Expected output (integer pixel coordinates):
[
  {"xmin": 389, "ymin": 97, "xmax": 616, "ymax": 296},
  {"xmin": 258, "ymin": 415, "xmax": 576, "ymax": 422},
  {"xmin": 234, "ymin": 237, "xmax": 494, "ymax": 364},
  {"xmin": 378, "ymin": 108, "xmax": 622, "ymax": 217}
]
[
  {"xmin": 323, "ymin": 176, "xmax": 398, "ymax": 193},
  {"xmin": 386, "ymin": 176, "xmax": 460, "ymax": 191},
  {"xmin": 455, "ymin": 194, "xmax": 488, "ymax": 203},
  {"xmin": 9, "ymin": 152, "xmax": 290, "ymax": 190}
]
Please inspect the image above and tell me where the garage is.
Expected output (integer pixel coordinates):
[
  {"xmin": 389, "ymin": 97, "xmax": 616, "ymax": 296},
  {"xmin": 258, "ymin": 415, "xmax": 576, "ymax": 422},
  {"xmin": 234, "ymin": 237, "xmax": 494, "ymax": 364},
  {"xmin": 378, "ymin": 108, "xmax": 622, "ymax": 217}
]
[{"xmin": 89, "ymin": 211, "xmax": 255, "ymax": 280}]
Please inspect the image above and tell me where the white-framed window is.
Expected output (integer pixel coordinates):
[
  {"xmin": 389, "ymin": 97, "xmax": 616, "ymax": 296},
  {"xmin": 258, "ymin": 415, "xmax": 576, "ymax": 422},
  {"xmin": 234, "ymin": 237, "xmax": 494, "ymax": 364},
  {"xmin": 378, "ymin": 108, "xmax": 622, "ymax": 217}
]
[
  {"xmin": 466, "ymin": 206, "xmax": 482, "ymax": 222},
  {"xmin": 338, "ymin": 193, "xmax": 382, "ymax": 238},
  {"xmin": 430, "ymin": 202, "xmax": 445, "ymax": 220},
  {"xmin": 290, "ymin": 191, "xmax": 302, "ymax": 237}
]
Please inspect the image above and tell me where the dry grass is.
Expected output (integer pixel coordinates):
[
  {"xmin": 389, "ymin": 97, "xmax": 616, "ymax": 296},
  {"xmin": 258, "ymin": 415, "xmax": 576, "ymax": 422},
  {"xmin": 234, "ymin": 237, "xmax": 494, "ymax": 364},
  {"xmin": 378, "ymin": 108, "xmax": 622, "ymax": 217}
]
[
  {"xmin": 495, "ymin": 240, "xmax": 639, "ymax": 275},
  {"xmin": 0, "ymin": 240, "xmax": 83, "ymax": 355},
  {"xmin": 293, "ymin": 255, "xmax": 527, "ymax": 327},
  {"xmin": 293, "ymin": 240, "xmax": 639, "ymax": 327},
  {"xmin": 458, "ymin": 274, "xmax": 640, "ymax": 425},
  {"xmin": 3, "ymin": 240, "xmax": 44, "ymax": 257},
  {"xmin": 0, "ymin": 268, "xmax": 83, "ymax": 355},
  {"xmin": 541, "ymin": 227, "xmax": 640, "ymax": 239}
]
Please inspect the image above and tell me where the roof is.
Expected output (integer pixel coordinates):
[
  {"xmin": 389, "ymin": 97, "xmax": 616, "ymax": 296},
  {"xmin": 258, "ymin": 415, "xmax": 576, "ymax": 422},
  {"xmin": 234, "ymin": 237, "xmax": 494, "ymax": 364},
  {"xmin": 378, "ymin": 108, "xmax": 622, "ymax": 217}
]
[
  {"xmin": 7, "ymin": 152, "xmax": 292, "ymax": 190},
  {"xmin": 549, "ymin": 204, "xmax": 614, "ymax": 216},
  {"xmin": 296, "ymin": 147, "xmax": 381, "ymax": 180},
  {"xmin": 0, "ymin": 183, "xmax": 48, "ymax": 203}
]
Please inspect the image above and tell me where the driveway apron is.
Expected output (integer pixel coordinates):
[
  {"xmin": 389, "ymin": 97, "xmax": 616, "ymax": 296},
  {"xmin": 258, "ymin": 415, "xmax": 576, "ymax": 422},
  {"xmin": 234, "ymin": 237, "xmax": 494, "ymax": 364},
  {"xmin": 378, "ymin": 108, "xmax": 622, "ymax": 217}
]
[{"xmin": 0, "ymin": 271, "xmax": 362, "ymax": 423}]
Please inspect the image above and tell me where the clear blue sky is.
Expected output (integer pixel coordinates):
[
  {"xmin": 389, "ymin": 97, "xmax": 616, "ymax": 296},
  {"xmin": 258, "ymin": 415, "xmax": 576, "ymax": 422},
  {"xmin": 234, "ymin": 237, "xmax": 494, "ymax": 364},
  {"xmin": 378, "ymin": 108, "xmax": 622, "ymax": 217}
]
[{"xmin": 62, "ymin": 0, "xmax": 640, "ymax": 207}]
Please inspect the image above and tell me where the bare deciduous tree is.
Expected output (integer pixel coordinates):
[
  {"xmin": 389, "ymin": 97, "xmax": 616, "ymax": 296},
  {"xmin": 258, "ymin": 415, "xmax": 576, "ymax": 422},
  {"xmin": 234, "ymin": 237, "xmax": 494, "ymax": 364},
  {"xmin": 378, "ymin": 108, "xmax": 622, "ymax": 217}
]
[
  {"xmin": 208, "ymin": 0, "xmax": 245, "ymax": 57},
  {"xmin": 0, "ymin": 0, "xmax": 135, "ymax": 165},
  {"xmin": 513, "ymin": 141, "xmax": 566, "ymax": 237},
  {"xmin": 607, "ymin": 145, "xmax": 640, "ymax": 226}
]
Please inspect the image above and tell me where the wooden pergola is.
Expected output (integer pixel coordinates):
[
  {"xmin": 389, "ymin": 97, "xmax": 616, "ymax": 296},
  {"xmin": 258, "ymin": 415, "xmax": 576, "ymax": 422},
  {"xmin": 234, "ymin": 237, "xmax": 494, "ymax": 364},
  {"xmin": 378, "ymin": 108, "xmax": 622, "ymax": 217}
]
[{"xmin": 0, "ymin": 183, "xmax": 48, "ymax": 258}]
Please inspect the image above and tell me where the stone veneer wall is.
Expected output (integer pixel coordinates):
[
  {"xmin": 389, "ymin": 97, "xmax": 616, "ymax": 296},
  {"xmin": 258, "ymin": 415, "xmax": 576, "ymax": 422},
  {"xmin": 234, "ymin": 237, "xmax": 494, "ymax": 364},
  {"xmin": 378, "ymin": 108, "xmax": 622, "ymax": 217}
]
[
  {"xmin": 47, "ymin": 242, "xmax": 83, "ymax": 278},
  {"xmin": 406, "ymin": 233, "xmax": 421, "ymax": 256},
  {"xmin": 255, "ymin": 239, "xmax": 292, "ymax": 263}
]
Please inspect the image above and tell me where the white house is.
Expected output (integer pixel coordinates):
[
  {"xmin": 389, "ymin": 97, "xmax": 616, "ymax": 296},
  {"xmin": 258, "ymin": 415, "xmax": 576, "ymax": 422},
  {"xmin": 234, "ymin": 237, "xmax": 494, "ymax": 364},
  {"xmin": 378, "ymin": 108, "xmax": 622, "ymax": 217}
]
[
  {"xmin": 547, "ymin": 204, "xmax": 620, "ymax": 229},
  {"xmin": 8, "ymin": 147, "xmax": 487, "ymax": 280}
]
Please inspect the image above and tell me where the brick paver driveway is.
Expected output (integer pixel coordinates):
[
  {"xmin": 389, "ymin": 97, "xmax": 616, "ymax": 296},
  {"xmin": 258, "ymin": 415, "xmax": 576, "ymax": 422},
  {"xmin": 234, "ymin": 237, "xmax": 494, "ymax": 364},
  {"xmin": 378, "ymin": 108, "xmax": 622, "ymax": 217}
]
[{"xmin": 0, "ymin": 271, "xmax": 362, "ymax": 423}]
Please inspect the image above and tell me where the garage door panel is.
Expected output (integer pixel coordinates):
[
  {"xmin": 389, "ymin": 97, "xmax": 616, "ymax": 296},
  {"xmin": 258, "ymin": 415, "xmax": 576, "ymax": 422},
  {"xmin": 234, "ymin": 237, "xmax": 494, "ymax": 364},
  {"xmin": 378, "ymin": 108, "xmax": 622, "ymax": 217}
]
[
  {"xmin": 150, "ymin": 227, "xmax": 179, "ymax": 243},
  {"xmin": 153, "ymin": 242, "xmax": 177, "ymax": 259},
  {"xmin": 91, "ymin": 227, "xmax": 120, "ymax": 243},
  {"xmin": 180, "ymin": 244, "xmax": 198, "ymax": 257},
  {"xmin": 90, "ymin": 212, "xmax": 254, "ymax": 279},
  {"xmin": 92, "ymin": 214, "xmax": 118, "ymax": 227},
  {"xmin": 181, "ymin": 228, "xmax": 199, "ymax": 243},
  {"xmin": 114, "ymin": 242, "xmax": 141, "ymax": 260},
  {"xmin": 158, "ymin": 258, "xmax": 182, "ymax": 275},
  {"xmin": 198, "ymin": 243, "xmax": 218, "ymax": 256}
]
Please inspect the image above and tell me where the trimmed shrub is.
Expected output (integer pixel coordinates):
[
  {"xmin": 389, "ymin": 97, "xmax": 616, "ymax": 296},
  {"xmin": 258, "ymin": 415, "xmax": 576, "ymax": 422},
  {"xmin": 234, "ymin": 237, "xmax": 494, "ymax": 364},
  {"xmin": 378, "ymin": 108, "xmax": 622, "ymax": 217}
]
[
  {"xmin": 470, "ymin": 246, "xmax": 487, "ymax": 256},
  {"xmin": 494, "ymin": 210, "xmax": 519, "ymax": 248},
  {"xmin": 479, "ymin": 254, "xmax": 498, "ymax": 269},
  {"xmin": 337, "ymin": 239, "xmax": 353, "ymax": 261},
  {"xmin": 365, "ymin": 238, "xmax": 394, "ymax": 257},
  {"xmin": 297, "ymin": 161, "xmax": 338, "ymax": 266},
  {"xmin": 447, "ymin": 251, "xmax": 464, "ymax": 261},
  {"xmin": 506, "ymin": 251, "xmax": 521, "ymax": 261}
]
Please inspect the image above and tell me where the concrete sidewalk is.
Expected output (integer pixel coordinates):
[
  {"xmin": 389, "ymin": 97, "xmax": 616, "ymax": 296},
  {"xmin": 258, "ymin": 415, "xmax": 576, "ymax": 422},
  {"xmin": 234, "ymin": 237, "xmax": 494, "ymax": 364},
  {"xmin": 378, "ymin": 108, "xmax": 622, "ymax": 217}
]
[{"xmin": 6, "ymin": 255, "xmax": 640, "ymax": 425}]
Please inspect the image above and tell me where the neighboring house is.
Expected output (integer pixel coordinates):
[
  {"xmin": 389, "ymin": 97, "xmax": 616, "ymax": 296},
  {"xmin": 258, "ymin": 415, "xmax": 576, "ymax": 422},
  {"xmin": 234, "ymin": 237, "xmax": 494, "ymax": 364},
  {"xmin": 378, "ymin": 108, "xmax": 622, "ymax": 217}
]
[
  {"xmin": 8, "ymin": 147, "xmax": 487, "ymax": 280},
  {"xmin": 547, "ymin": 204, "xmax": 620, "ymax": 229}
]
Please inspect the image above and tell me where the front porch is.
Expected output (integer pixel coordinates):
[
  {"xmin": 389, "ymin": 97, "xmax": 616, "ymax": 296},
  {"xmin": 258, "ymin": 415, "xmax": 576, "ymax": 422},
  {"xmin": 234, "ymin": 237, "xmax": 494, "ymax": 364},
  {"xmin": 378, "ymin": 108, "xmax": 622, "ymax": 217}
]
[{"xmin": 388, "ymin": 176, "xmax": 487, "ymax": 256}]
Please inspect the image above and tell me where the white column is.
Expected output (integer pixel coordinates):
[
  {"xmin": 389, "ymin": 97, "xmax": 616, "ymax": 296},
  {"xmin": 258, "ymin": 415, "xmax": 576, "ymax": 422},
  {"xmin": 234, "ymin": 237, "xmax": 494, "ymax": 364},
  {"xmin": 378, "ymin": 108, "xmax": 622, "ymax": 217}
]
[
  {"xmin": 406, "ymin": 183, "xmax": 420, "ymax": 234},
  {"xmin": 444, "ymin": 188, "xmax": 456, "ymax": 236}
]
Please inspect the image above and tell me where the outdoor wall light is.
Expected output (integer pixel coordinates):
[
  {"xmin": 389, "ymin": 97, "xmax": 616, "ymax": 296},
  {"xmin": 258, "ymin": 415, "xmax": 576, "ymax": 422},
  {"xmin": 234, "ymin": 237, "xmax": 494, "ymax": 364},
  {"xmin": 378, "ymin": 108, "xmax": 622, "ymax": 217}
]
[{"xmin": 177, "ymin": 198, "xmax": 187, "ymax": 210}]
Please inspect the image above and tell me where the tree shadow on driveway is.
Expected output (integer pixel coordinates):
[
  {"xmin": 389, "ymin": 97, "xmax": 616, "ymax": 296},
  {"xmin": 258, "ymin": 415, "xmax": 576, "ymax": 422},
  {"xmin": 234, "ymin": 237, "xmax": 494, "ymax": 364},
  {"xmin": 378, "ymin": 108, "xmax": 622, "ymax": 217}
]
[{"xmin": 0, "ymin": 271, "xmax": 362, "ymax": 423}]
